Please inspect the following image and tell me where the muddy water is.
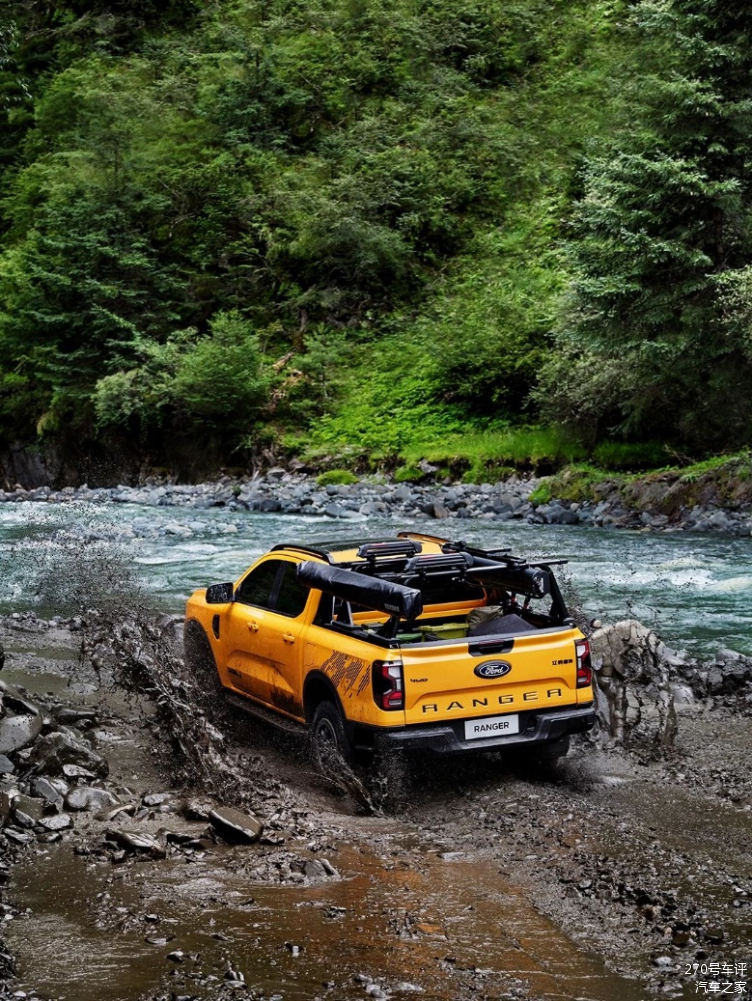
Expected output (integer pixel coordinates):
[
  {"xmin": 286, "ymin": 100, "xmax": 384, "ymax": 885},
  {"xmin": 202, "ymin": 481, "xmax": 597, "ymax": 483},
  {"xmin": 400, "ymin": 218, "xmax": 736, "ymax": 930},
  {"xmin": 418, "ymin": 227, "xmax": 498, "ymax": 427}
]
[{"xmin": 10, "ymin": 835, "xmax": 644, "ymax": 1001}]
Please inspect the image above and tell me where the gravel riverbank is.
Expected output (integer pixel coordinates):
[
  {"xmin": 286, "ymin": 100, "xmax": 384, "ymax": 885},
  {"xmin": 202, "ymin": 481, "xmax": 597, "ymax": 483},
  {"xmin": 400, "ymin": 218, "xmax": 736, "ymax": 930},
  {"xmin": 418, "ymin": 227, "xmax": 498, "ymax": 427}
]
[{"xmin": 3, "ymin": 468, "xmax": 752, "ymax": 536}]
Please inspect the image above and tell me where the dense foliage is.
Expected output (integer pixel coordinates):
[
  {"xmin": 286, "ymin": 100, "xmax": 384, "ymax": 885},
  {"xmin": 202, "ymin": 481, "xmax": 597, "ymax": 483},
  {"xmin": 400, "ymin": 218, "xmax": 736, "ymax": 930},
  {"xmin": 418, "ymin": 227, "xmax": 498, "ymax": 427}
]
[
  {"xmin": 542, "ymin": 0, "xmax": 752, "ymax": 450},
  {"xmin": 0, "ymin": 0, "xmax": 751, "ymax": 473}
]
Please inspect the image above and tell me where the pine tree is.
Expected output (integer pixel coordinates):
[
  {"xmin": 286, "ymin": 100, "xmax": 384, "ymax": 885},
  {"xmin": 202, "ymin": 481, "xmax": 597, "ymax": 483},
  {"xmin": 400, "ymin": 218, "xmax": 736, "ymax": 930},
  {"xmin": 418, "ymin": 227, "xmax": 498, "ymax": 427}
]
[{"xmin": 562, "ymin": 0, "xmax": 752, "ymax": 448}]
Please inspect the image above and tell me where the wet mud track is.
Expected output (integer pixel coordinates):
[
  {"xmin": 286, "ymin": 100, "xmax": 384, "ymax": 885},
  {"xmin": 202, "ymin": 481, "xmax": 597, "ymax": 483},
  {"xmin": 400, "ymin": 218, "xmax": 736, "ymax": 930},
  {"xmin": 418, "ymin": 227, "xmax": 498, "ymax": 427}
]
[{"xmin": 2, "ymin": 619, "xmax": 752, "ymax": 1001}]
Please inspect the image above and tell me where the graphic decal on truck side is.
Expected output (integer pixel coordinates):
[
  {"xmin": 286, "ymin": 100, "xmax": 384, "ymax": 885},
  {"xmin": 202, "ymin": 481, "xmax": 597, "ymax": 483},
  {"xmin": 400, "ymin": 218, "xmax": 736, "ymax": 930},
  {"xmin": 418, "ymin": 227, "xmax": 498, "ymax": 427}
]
[{"xmin": 319, "ymin": 650, "xmax": 370, "ymax": 694}]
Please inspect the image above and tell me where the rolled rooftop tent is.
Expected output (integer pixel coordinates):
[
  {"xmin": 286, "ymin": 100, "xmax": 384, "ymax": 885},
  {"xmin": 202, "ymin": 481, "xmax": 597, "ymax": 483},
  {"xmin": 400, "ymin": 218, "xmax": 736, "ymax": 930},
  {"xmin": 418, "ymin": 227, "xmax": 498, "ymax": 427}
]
[{"xmin": 296, "ymin": 561, "xmax": 423, "ymax": 620}]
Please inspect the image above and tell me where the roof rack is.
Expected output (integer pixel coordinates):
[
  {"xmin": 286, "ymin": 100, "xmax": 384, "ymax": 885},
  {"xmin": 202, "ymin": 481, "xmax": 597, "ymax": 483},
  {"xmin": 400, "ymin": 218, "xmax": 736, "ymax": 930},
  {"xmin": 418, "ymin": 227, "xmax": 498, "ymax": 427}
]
[
  {"xmin": 404, "ymin": 552, "xmax": 472, "ymax": 576},
  {"xmin": 357, "ymin": 540, "xmax": 422, "ymax": 561}
]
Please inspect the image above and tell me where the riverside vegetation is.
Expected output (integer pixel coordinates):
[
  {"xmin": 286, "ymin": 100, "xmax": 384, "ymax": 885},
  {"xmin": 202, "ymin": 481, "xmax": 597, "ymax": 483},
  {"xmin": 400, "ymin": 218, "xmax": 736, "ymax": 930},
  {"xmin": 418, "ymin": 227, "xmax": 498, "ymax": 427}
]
[{"xmin": 2, "ymin": 1, "xmax": 752, "ymax": 489}]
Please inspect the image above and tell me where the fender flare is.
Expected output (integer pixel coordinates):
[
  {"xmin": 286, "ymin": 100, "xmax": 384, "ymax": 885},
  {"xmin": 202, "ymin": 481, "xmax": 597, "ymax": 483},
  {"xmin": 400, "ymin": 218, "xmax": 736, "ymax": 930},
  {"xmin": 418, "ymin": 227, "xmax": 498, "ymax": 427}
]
[{"xmin": 302, "ymin": 670, "xmax": 348, "ymax": 723}]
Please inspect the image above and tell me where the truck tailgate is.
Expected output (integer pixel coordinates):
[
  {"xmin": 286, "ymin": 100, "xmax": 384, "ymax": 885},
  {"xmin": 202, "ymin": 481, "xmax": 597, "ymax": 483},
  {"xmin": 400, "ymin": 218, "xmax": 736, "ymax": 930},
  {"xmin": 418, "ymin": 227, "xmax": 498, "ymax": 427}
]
[{"xmin": 400, "ymin": 627, "xmax": 581, "ymax": 726}]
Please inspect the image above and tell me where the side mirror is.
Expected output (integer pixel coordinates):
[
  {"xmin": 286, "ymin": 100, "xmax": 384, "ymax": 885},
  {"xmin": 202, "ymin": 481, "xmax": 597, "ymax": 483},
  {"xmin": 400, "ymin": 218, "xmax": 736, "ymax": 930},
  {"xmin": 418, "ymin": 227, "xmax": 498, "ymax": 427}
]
[{"xmin": 206, "ymin": 582, "xmax": 234, "ymax": 604}]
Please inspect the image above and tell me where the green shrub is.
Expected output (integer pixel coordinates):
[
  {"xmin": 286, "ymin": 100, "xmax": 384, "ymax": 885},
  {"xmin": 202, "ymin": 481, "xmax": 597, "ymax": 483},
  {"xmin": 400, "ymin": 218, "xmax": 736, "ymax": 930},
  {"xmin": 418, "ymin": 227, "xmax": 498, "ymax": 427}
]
[
  {"xmin": 528, "ymin": 482, "xmax": 552, "ymax": 505},
  {"xmin": 172, "ymin": 311, "xmax": 268, "ymax": 429},
  {"xmin": 400, "ymin": 427, "xmax": 586, "ymax": 472},
  {"xmin": 544, "ymin": 464, "xmax": 617, "ymax": 503},
  {"xmin": 592, "ymin": 441, "xmax": 671, "ymax": 471},
  {"xmin": 316, "ymin": 469, "xmax": 359, "ymax": 486},
  {"xmin": 394, "ymin": 465, "xmax": 424, "ymax": 483},
  {"xmin": 461, "ymin": 462, "xmax": 514, "ymax": 484},
  {"xmin": 95, "ymin": 311, "xmax": 269, "ymax": 434}
]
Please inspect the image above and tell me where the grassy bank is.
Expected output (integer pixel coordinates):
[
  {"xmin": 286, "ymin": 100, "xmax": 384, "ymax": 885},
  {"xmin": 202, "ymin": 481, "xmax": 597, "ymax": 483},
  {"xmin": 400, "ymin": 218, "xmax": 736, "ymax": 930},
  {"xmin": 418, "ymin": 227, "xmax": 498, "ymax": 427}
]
[{"xmin": 301, "ymin": 429, "xmax": 752, "ymax": 517}]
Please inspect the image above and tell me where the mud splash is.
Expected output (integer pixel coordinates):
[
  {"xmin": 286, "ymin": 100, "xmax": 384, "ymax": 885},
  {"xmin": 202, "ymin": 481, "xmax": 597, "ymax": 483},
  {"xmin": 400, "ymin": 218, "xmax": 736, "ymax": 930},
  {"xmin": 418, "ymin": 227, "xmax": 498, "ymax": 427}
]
[{"xmin": 80, "ymin": 608, "xmax": 308, "ymax": 835}]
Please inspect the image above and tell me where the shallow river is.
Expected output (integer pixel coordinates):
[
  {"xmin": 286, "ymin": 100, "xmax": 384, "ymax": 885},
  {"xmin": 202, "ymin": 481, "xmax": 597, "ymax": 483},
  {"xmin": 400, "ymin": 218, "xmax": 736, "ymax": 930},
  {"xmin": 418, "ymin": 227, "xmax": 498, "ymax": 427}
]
[{"xmin": 1, "ymin": 501, "xmax": 751, "ymax": 656}]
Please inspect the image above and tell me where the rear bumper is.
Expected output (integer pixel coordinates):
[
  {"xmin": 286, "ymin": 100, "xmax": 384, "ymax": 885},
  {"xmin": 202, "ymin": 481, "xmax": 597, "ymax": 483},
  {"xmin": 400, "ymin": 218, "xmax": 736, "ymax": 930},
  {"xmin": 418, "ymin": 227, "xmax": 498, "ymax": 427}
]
[{"xmin": 361, "ymin": 703, "xmax": 595, "ymax": 754}]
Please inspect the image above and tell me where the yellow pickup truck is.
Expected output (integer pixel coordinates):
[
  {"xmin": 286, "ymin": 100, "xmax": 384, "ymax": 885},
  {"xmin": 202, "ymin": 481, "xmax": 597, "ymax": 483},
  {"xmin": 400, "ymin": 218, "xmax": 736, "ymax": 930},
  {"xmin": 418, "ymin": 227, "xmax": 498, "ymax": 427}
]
[{"xmin": 184, "ymin": 532, "xmax": 595, "ymax": 769}]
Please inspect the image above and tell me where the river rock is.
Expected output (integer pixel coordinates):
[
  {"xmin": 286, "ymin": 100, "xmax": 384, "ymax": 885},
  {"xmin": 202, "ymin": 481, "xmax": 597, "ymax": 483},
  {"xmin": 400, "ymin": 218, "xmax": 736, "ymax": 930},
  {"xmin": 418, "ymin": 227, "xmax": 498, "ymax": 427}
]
[
  {"xmin": 304, "ymin": 858, "xmax": 339, "ymax": 880},
  {"xmin": 0, "ymin": 714, "xmax": 43, "ymax": 755},
  {"xmin": 38, "ymin": 812, "xmax": 72, "ymax": 831},
  {"xmin": 51, "ymin": 707, "xmax": 98, "ymax": 726},
  {"xmin": 705, "ymin": 650, "xmax": 752, "ymax": 695},
  {"xmin": 254, "ymin": 497, "xmax": 281, "ymax": 513},
  {"xmin": 0, "ymin": 755, "xmax": 14, "ymax": 775},
  {"xmin": 105, "ymin": 829, "xmax": 167, "ymax": 858},
  {"xmin": 62, "ymin": 763, "xmax": 96, "ymax": 779},
  {"xmin": 12, "ymin": 795, "xmax": 45, "ymax": 825},
  {"xmin": 590, "ymin": 620, "xmax": 677, "ymax": 751},
  {"xmin": 430, "ymin": 503, "xmax": 450, "ymax": 520},
  {"xmin": 30, "ymin": 731, "xmax": 109, "ymax": 779},
  {"xmin": 65, "ymin": 786, "xmax": 119, "ymax": 812},
  {"xmin": 209, "ymin": 806, "xmax": 263, "ymax": 844},
  {"xmin": 33, "ymin": 777, "xmax": 65, "ymax": 808},
  {"xmin": 143, "ymin": 792, "xmax": 169, "ymax": 807},
  {"xmin": 3, "ymin": 692, "xmax": 42, "ymax": 716}
]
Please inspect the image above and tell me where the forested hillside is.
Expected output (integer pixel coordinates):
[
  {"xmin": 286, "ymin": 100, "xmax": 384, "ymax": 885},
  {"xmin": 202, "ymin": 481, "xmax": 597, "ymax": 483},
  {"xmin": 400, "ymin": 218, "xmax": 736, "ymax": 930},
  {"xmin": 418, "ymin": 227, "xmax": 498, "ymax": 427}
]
[{"xmin": 1, "ymin": 0, "xmax": 751, "ymax": 481}]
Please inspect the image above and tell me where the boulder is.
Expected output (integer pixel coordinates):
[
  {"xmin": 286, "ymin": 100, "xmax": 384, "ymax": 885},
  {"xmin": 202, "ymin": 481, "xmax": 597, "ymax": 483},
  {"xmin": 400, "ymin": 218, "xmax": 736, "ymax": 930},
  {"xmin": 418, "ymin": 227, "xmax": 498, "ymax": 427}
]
[
  {"xmin": 33, "ymin": 777, "xmax": 65, "ymax": 808},
  {"xmin": 253, "ymin": 498, "xmax": 281, "ymax": 513},
  {"xmin": 209, "ymin": 806, "xmax": 263, "ymax": 844},
  {"xmin": 65, "ymin": 786, "xmax": 119, "ymax": 812},
  {"xmin": 3, "ymin": 692, "xmax": 42, "ymax": 716},
  {"xmin": 590, "ymin": 620, "xmax": 677, "ymax": 751},
  {"xmin": 706, "ymin": 650, "xmax": 752, "ymax": 694},
  {"xmin": 37, "ymin": 812, "xmax": 72, "ymax": 832},
  {"xmin": 105, "ymin": 829, "xmax": 167, "ymax": 859},
  {"xmin": 30, "ymin": 731, "xmax": 109, "ymax": 779},
  {"xmin": 0, "ymin": 714, "xmax": 43, "ymax": 755},
  {"xmin": 12, "ymin": 794, "xmax": 45, "ymax": 826}
]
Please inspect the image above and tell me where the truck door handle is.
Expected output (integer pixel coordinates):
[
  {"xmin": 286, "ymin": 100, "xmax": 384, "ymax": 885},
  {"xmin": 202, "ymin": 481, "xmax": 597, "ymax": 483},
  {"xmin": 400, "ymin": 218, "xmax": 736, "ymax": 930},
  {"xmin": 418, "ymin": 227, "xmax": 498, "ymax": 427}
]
[
  {"xmin": 248, "ymin": 621, "xmax": 259, "ymax": 633},
  {"xmin": 282, "ymin": 632, "xmax": 295, "ymax": 644}
]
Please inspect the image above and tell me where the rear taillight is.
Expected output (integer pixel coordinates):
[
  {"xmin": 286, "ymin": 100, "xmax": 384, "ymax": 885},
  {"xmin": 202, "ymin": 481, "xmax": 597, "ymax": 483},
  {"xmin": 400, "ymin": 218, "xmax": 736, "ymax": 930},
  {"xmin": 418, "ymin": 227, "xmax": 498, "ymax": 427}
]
[
  {"xmin": 575, "ymin": 639, "xmax": 593, "ymax": 688},
  {"xmin": 372, "ymin": 659, "xmax": 404, "ymax": 711}
]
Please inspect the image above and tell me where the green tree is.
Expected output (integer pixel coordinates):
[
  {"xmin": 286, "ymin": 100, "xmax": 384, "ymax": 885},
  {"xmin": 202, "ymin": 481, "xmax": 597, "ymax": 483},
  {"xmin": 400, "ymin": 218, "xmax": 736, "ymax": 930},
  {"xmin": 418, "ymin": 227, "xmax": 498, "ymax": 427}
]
[
  {"xmin": 554, "ymin": 0, "xmax": 752, "ymax": 449},
  {"xmin": 94, "ymin": 311, "xmax": 270, "ymax": 437}
]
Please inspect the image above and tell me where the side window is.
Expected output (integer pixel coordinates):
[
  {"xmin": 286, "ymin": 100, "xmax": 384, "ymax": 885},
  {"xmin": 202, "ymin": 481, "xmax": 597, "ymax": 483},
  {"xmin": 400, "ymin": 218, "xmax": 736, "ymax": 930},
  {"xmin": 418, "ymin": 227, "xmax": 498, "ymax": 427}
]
[
  {"xmin": 275, "ymin": 563, "xmax": 310, "ymax": 619},
  {"xmin": 235, "ymin": 560, "xmax": 282, "ymax": 608}
]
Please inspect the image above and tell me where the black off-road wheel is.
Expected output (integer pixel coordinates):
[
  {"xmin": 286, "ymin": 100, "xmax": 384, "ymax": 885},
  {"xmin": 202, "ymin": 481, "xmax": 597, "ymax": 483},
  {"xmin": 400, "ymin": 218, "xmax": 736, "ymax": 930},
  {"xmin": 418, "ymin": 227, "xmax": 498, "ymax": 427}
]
[{"xmin": 310, "ymin": 700, "xmax": 353, "ymax": 773}]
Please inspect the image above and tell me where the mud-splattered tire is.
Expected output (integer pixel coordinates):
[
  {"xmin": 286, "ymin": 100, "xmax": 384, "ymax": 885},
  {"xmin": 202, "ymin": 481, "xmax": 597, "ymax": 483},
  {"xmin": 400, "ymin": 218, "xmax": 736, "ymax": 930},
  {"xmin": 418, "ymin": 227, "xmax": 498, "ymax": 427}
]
[
  {"xmin": 310, "ymin": 701, "xmax": 353, "ymax": 772},
  {"xmin": 183, "ymin": 623, "xmax": 224, "ymax": 699}
]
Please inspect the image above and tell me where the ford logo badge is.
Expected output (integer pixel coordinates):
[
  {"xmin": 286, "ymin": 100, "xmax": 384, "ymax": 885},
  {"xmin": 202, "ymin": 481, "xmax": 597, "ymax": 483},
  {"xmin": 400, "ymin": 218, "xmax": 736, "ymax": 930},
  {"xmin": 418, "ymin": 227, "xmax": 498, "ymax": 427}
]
[{"xmin": 474, "ymin": 660, "xmax": 512, "ymax": 680}]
